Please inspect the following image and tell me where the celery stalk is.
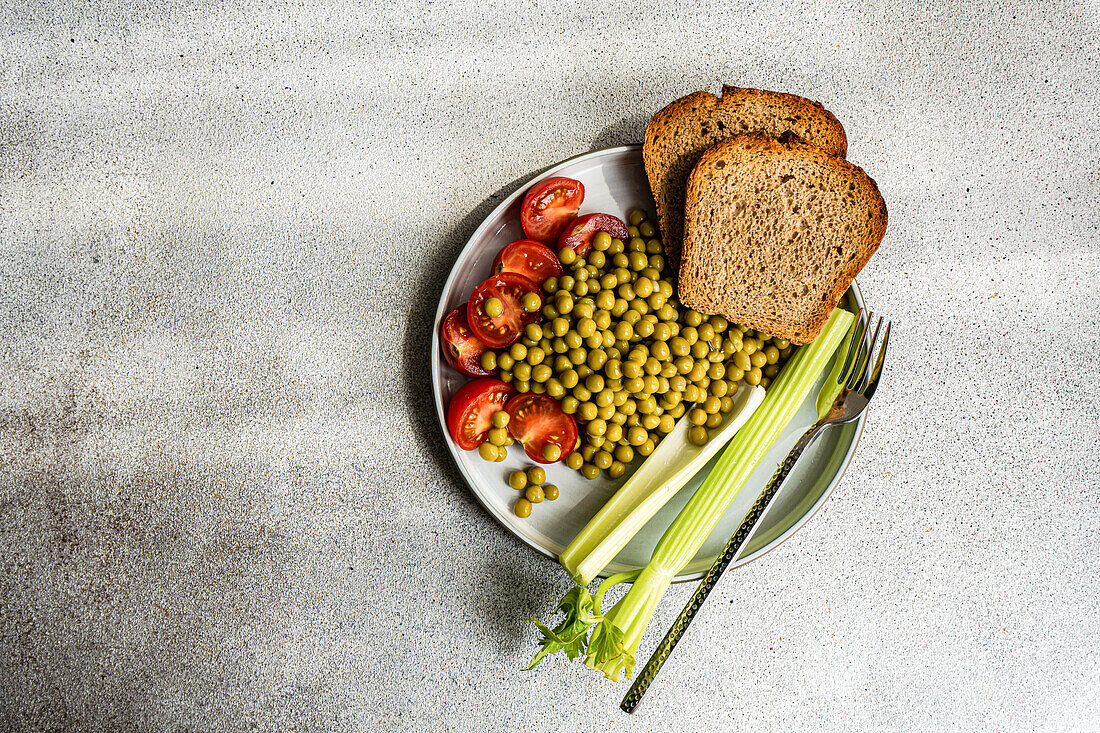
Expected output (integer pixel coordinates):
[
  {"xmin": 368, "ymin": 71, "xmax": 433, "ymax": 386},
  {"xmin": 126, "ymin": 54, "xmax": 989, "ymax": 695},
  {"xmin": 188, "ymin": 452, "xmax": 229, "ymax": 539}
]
[
  {"xmin": 815, "ymin": 313, "xmax": 856, "ymax": 420},
  {"xmin": 592, "ymin": 308, "xmax": 854, "ymax": 678},
  {"xmin": 528, "ymin": 308, "xmax": 855, "ymax": 680},
  {"xmin": 560, "ymin": 382, "xmax": 765, "ymax": 587}
]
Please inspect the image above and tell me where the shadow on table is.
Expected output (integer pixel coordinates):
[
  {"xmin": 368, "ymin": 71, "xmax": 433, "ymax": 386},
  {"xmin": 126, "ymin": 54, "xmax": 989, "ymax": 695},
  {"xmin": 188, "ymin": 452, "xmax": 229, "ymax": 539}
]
[
  {"xmin": 590, "ymin": 111, "xmax": 650, "ymax": 150},
  {"xmin": 400, "ymin": 168, "xmax": 546, "ymax": 510}
]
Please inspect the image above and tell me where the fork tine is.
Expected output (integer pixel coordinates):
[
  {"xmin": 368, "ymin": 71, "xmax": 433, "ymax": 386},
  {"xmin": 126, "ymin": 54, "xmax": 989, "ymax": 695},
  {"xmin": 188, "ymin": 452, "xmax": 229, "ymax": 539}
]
[
  {"xmin": 837, "ymin": 309, "xmax": 867, "ymax": 385},
  {"xmin": 846, "ymin": 312, "xmax": 874, "ymax": 390},
  {"xmin": 856, "ymin": 317, "xmax": 884, "ymax": 392},
  {"xmin": 861, "ymin": 319, "xmax": 891, "ymax": 399}
]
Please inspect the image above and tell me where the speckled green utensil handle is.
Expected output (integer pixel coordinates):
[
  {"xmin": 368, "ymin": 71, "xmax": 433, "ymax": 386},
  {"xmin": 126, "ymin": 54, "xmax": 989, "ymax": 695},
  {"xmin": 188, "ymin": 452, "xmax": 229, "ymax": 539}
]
[{"xmin": 620, "ymin": 426, "xmax": 820, "ymax": 714}]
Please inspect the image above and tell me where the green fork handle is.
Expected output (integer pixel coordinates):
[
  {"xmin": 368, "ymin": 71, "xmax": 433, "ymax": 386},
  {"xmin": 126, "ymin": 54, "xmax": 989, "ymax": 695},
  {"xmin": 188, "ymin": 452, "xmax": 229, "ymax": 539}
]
[{"xmin": 620, "ymin": 425, "xmax": 821, "ymax": 714}]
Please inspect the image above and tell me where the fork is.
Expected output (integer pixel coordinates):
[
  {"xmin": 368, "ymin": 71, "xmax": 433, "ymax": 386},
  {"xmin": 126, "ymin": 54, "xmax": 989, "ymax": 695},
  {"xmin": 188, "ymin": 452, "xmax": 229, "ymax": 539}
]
[{"xmin": 620, "ymin": 310, "xmax": 892, "ymax": 713}]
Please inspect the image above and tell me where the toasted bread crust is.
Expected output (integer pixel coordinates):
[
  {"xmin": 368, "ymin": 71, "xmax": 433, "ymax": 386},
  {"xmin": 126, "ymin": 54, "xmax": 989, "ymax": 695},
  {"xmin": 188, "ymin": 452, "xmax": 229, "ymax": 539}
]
[
  {"xmin": 678, "ymin": 133, "xmax": 887, "ymax": 344},
  {"xmin": 644, "ymin": 86, "xmax": 848, "ymax": 272}
]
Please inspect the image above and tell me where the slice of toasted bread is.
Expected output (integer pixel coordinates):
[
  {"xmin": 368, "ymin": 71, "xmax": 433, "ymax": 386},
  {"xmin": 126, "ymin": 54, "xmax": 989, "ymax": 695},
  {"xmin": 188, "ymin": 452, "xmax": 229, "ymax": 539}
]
[
  {"xmin": 678, "ymin": 133, "xmax": 887, "ymax": 344},
  {"xmin": 643, "ymin": 86, "xmax": 848, "ymax": 271}
]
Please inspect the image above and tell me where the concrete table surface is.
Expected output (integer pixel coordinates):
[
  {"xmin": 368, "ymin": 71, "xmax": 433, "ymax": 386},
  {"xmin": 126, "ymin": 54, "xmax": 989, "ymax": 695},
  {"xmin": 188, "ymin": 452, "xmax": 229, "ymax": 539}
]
[{"xmin": 1, "ymin": 1, "xmax": 1098, "ymax": 730}]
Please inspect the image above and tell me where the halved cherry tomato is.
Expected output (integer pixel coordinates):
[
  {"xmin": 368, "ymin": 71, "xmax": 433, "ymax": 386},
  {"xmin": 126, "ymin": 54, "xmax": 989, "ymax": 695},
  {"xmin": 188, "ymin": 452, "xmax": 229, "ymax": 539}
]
[
  {"xmin": 504, "ymin": 393, "xmax": 578, "ymax": 464},
  {"xmin": 557, "ymin": 213, "xmax": 630, "ymax": 257},
  {"xmin": 440, "ymin": 305, "xmax": 494, "ymax": 377},
  {"xmin": 520, "ymin": 177, "xmax": 584, "ymax": 245},
  {"xmin": 492, "ymin": 240, "xmax": 564, "ymax": 285},
  {"xmin": 446, "ymin": 378, "xmax": 514, "ymax": 451},
  {"xmin": 467, "ymin": 272, "xmax": 542, "ymax": 349}
]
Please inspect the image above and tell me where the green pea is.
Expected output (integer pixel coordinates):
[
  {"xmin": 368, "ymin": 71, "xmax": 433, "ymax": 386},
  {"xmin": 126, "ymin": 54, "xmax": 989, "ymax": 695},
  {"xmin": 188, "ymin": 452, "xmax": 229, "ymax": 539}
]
[
  {"xmin": 576, "ymin": 364, "xmax": 593, "ymax": 379},
  {"xmin": 688, "ymin": 426, "xmax": 709, "ymax": 446},
  {"xmin": 685, "ymin": 310, "xmax": 704, "ymax": 327},
  {"xmin": 649, "ymin": 254, "xmax": 666, "ymax": 272},
  {"xmin": 697, "ymin": 323, "xmax": 716, "ymax": 342},
  {"xmin": 573, "ymin": 384, "xmax": 592, "ymax": 403},
  {"xmin": 593, "ymin": 450, "xmax": 612, "ymax": 469},
  {"xmin": 525, "ymin": 485, "xmax": 544, "ymax": 503},
  {"xmin": 593, "ymin": 310, "xmax": 612, "ymax": 330},
  {"xmin": 607, "ymin": 461, "xmax": 626, "ymax": 478},
  {"xmin": 532, "ymin": 364, "xmax": 551, "ymax": 382},
  {"xmin": 628, "ymin": 209, "xmax": 645, "ymax": 226},
  {"xmin": 514, "ymin": 362, "xmax": 532, "ymax": 381},
  {"xmin": 745, "ymin": 367, "xmax": 762, "ymax": 386},
  {"xmin": 508, "ymin": 343, "xmax": 526, "ymax": 361},
  {"xmin": 593, "ymin": 231, "xmax": 612, "ymax": 251},
  {"xmin": 658, "ymin": 414, "xmax": 675, "ymax": 433},
  {"xmin": 645, "ymin": 239, "xmax": 662, "ymax": 254},
  {"xmin": 627, "ymin": 237, "xmax": 645, "ymax": 252},
  {"xmin": 542, "ymin": 304, "xmax": 558, "ymax": 320},
  {"xmin": 559, "ymin": 247, "xmax": 577, "ymax": 265},
  {"xmin": 709, "ymin": 378, "xmax": 728, "ymax": 398},
  {"xmin": 580, "ymin": 463, "xmax": 599, "ymax": 480},
  {"xmin": 508, "ymin": 470, "xmax": 528, "ymax": 490},
  {"xmin": 543, "ymin": 481, "xmax": 560, "ymax": 499},
  {"xmin": 560, "ymin": 368, "xmax": 579, "ymax": 389},
  {"xmin": 586, "ymin": 419, "xmax": 607, "ymax": 438},
  {"xmin": 521, "ymin": 292, "xmax": 541, "ymax": 313},
  {"xmin": 543, "ymin": 277, "xmax": 559, "ymax": 294},
  {"xmin": 561, "ymin": 395, "xmax": 580, "ymax": 414},
  {"xmin": 527, "ymin": 346, "xmax": 546, "ymax": 365},
  {"xmin": 623, "ymin": 309, "xmax": 641, "ymax": 325},
  {"xmin": 585, "ymin": 373, "xmax": 605, "ymax": 393},
  {"xmin": 588, "ymin": 250, "xmax": 606, "ymax": 268},
  {"xmin": 765, "ymin": 346, "xmax": 780, "ymax": 365},
  {"xmin": 585, "ymin": 349, "xmax": 606, "ymax": 370},
  {"xmin": 483, "ymin": 297, "xmax": 503, "ymax": 318},
  {"xmin": 585, "ymin": 332, "xmax": 603, "ymax": 349},
  {"xmin": 479, "ymin": 351, "xmax": 497, "ymax": 371}
]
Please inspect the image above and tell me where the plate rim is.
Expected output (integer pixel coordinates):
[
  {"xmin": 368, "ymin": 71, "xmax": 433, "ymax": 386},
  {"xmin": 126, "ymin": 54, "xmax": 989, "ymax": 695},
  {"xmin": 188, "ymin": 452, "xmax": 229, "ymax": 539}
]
[{"xmin": 430, "ymin": 143, "xmax": 865, "ymax": 583}]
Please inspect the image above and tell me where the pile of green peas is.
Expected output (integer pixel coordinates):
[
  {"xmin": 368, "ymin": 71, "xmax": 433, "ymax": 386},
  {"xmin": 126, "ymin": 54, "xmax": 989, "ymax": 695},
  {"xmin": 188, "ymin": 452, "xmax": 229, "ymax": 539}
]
[
  {"xmin": 478, "ymin": 210, "xmax": 793, "ymax": 481},
  {"xmin": 508, "ymin": 466, "xmax": 559, "ymax": 518}
]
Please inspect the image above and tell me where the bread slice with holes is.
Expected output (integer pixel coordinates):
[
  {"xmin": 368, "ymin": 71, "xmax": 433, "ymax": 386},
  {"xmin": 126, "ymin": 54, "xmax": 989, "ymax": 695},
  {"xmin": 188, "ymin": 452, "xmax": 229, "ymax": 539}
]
[
  {"xmin": 644, "ymin": 86, "xmax": 848, "ymax": 271},
  {"xmin": 678, "ymin": 133, "xmax": 887, "ymax": 344}
]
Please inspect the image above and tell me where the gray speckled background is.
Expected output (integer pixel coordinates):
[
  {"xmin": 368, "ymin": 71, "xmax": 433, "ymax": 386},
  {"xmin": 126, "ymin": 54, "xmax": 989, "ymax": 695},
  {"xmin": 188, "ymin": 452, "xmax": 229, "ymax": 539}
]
[{"xmin": 2, "ymin": 0, "xmax": 1098, "ymax": 730}]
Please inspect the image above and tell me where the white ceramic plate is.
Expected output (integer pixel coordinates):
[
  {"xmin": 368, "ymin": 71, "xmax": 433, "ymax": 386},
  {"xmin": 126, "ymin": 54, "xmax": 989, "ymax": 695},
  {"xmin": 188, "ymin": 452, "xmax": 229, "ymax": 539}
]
[{"xmin": 431, "ymin": 146, "xmax": 864, "ymax": 582}]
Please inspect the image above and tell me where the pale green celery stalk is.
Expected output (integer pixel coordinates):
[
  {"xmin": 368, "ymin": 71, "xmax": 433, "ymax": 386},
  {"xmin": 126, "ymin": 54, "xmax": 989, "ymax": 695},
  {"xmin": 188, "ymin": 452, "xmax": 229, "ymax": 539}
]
[
  {"xmin": 587, "ymin": 308, "xmax": 854, "ymax": 680},
  {"xmin": 560, "ymin": 382, "xmax": 766, "ymax": 587},
  {"xmin": 815, "ymin": 313, "xmax": 856, "ymax": 420}
]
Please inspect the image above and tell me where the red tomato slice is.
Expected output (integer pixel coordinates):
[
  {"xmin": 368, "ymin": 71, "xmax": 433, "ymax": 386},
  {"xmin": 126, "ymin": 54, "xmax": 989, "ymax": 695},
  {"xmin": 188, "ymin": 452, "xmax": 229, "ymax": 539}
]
[
  {"xmin": 440, "ymin": 305, "xmax": 494, "ymax": 377},
  {"xmin": 557, "ymin": 213, "xmax": 630, "ymax": 257},
  {"xmin": 467, "ymin": 272, "xmax": 542, "ymax": 349},
  {"xmin": 446, "ymin": 378, "xmax": 515, "ymax": 451},
  {"xmin": 520, "ymin": 177, "xmax": 584, "ymax": 245},
  {"xmin": 491, "ymin": 240, "xmax": 564, "ymax": 285},
  {"xmin": 504, "ymin": 393, "xmax": 579, "ymax": 464}
]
